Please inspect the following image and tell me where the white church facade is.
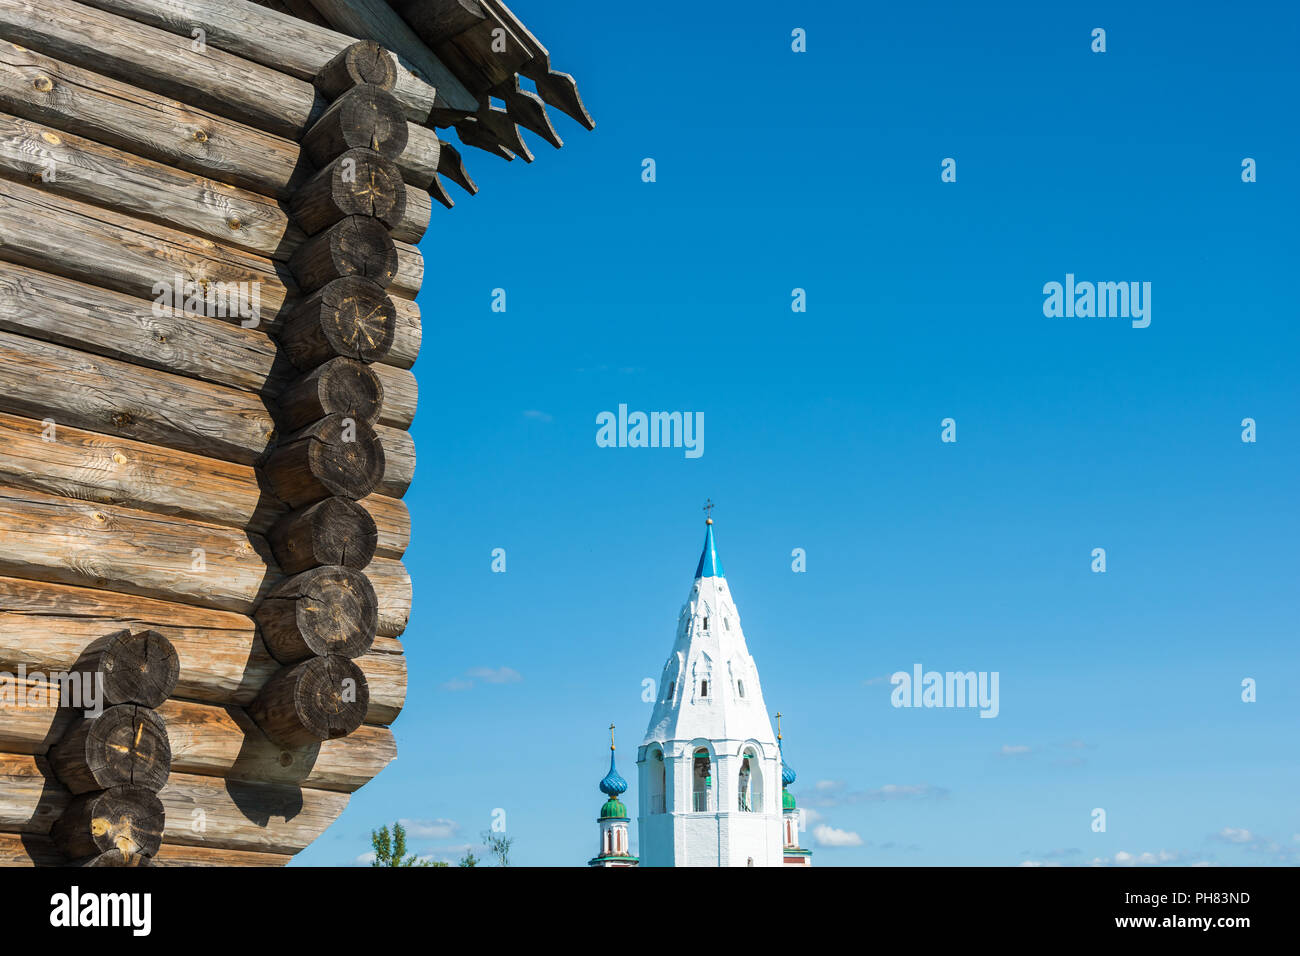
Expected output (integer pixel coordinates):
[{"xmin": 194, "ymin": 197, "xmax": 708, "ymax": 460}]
[{"xmin": 588, "ymin": 518, "xmax": 812, "ymax": 867}]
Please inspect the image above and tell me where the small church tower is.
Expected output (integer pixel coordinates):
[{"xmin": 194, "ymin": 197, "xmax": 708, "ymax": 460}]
[
  {"xmin": 588, "ymin": 725, "xmax": 639, "ymax": 867},
  {"xmin": 778, "ymin": 715, "xmax": 813, "ymax": 866},
  {"xmin": 636, "ymin": 514, "xmax": 785, "ymax": 866}
]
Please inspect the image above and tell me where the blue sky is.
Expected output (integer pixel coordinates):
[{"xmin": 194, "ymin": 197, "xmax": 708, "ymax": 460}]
[{"xmin": 295, "ymin": 0, "xmax": 1300, "ymax": 866}]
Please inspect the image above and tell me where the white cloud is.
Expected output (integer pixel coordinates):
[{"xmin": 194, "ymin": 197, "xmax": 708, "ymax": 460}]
[
  {"xmin": 398, "ymin": 818, "xmax": 461, "ymax": 840},
  {"xmin": 467, "ymin": 666, "xmax": 523, "ymax": 684},
  {"xmin": 813, "ymin": 824, "xmax": 863, "ymax": 848},
  {"xmin": 800, "ymin": 807, "xmax": 824, "ymax": 825},
  {"xmin": 523, "ymin": 409, "xmax": 553, "ymax": 423},
  {"xmin": 1090, "ymin": 849, "xmax": 1184, "ymax": 866},
  {"xmin": 1215, "ymin": 827, "xmax": 1254, "ymax": 844},
  {"xmin": 440, "ymin": 678, "xmax": 474, "ymax": 692},
  {"xmin": 1000, "ymin": 744, "xmax": 1032, "ymax": 756}
]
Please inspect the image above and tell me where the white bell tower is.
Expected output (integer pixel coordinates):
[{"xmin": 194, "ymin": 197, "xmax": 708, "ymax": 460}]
[{"xmin": 636, "ymin": 512, "xmax": 785, "ymax": 866}]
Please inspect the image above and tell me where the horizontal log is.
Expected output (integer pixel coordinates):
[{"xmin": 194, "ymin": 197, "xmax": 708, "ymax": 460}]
[
  {"xmin": 0, "ymin": 576, "xmax": 408, "ymax": 721},
  {"xmin": 390, "ymin": 296, "xmax": 422, "ymax": 370},
  {"xmin": 162, "ymin": 698, "xmax": 394, "ymax": 792},
  {"xmin": 268, "ymin": 497, "xmax": 378, "ymax": 575},
  {"xmin": 264, "ymin": 414, "xmax": 386, "ymax": 507},
  {"xmin": 151, "ymin": 842, "xmax": 291, "ymax": 866},
  {"xmin": 0, "ymin": 176, "xmax": 294, "ymax": 327},
  {"xmin": 302, "ymin": 83, "xmax": 408, "ymax": 166},
  {"xmin": 0, "ymin": 831, "xmax": 65, "ymax": 865},
  {"xmin": 256, "ymin": 566, "xmax": 378, "ymax": 663},
  {"xmin": 373, "ymin": 363, "xmax": 418, "ymax": 429},
  {"xmin": 52, "ymin": 784, "xmax": 163, "ymax": 861},
  {"xmin": 73, "ymin": 0, "xmax": 450, "ymax": 119},
  {"xmin": 316, "ymin": 40, "xmax": 396, "ymax": 96},
  {"xmin": 375, "ymin": 424, "xmax": 415, "ymax": 497},
  {"xmin": 0, "ymin": 412, "xmax": 409, "ymax": 558},
  {"xmin": 369, "ymin": 556, "xmax": 413, "ymax": 639},
  {"xmin": 0, "ymin": 485, "xmax": 275, "ymax": 614},
  {"xmin": 49, "ymin": 704, "xmax": 172, "ymax": 793},
  {"xmin": 304, "ymin": 0, "xmax": 478, "ymax": 113},
  {"xmin": 290, "ymin": 215, "xmax": 399, "ymax": 293},
  {"xmin": 0, "ymin": 329, "xmax": 276, "ymax": 466},
  {"xmin": 249, "ymin": 655, "xmax": 369, "ymax": 746},
  {"xmin": 395, "ymin": 121, "xmax": 441, "ymax": 191},
  {"xmin": 290, "ymin": 149, "xmax": 407, "ymax": 236},
  {"xmin": 392, "ymin": 0, "xmax": 486, "ymax": 42},
  {"xmin": 74, "ymin": 628, "xmax": 180, "ymax": 709},
  {"xmin": 0, "ymin": 0, "xmax": 324, "ymax": 139},
  {"xmin": 394, "ymin": 181, "xmax": 433, "ymax": 244},
  {"xmin": 0, "ymin": 753, "xmax": 67, "ymax": 833},
  {"xmin": 0, "ymin": 41, "xmax": 301, "ymax": 195},
  {"xmin": 277, "ymin": 358, "xmax": 385, "ymax": 431},
  {"xmin": 159, "ymin": 770, "xmax": 349, "ymax": 854},
  {"xmin": 0, "ymin": 260, "xmax": 287, "ymax": 395},
  {"xmin": 0, "ymin": 110, "xmax": 304, "ymax": 258}
]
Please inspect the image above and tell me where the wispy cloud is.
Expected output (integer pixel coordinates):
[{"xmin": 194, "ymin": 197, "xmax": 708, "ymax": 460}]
[
  {"xmin": 523, "ymin": 409, "xmax": 553, "ymax": 423},
  {"xmin": 813, "ymin": 824, "xmax": 864, "ymax": 848},
  {"xmin": 999, "ymin": 744, "xmax": 1032, "ymax": 757},
  {"xmin": 399, "ymin": 818, "xmax": 461, "ymax": 840},
  {"xmin": 805, "ymin": 781, "xmax": 949, "ymax": 808},
  {"xmin": 441, "ymin": 667, "xmax": 523, "ymax": 691}
]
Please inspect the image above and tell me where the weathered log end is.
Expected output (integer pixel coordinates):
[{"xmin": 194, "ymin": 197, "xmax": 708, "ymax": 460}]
[
  {"xmin": 80, "ymin": 629, "xmax": 180, "ymax": 708},
  {"xmin": 302, "ymin": 84, "xmax": 410, "ymax": 167},
  {"xmin": 279, "ymin": 277, "xmax": 397, "ymax": 369},
  {"xmin": 269, "ymin": 497, "xmax": 379, "ymax": 576},
  {"xmin": 255, "ymin": 565, "xmax": 378, "ymax": 663},
  {"xmin": 49, "ymin": 704, "xmax": 172, "ymax": 794},
  {"xmin": 289, "ymin": 215, "xmax": 399, "ymax": 294},
  {"xmin": 290, "ymin": 149, "xmax": 408, "ymax": 236},
  {"xmin": 315, "ymin": 41, "xmax": 399, "ymax": 99},
  {"xmin": 68, "ymin": 849, "xmax": 152, "ymax": 867},
  {"xmin": 248, "ymin": 655, "xmax": 370, "ymax": 748},
  {"xmin": 264, "ymin": 413, "xmax": 386, "ymax": 506},
  {"xmin": 51, "ymin": 786, "xmax": 165, "ymax": 863},
  {"xmin": 278, "ymin": 356, "xmax": 385, "ymax": 431}
]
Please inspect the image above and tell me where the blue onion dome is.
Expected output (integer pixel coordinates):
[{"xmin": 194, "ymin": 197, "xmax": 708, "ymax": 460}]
[
  {"xmin": 782, "ymin": 758, "xmax": 797, "ymax": 788},
  {"xmin": 600, "ymin": 750, "xmax": 627, "ymax": 797},
  {"xmin": 600, "ymin": 797, "xmax": 628, "ymax": 819}
]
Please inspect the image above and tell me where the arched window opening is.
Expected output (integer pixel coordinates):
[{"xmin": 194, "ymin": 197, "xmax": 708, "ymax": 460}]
[
  {"xmin": 737, "ymin": 680, "xmax": 746, "ymax": 698},
  {"xmin": 700, "ymin": 679, "xmax": 709, "ymax": 699},
  {"xmin": 649, "ymin": 749, "xmax": 666, "ymax": 814},
  {"xmin": 738, "ymin": 748, "xmax": 763, "ymax": 812},
  {"xmin": 703, "ymin": 616, "xmax": 709, "ymax": 631},
  {"xmin": 692, "ymin": 749, "xmax": 712, "ymax": 811},
  {"xmin": 666, "ymin": 680, "xmax": 675, "ymax": 702}
]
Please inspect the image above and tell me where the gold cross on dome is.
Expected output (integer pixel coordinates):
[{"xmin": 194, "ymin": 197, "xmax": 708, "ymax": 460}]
[
  {"xmin": 609, "ymin": 723, "xmax": 616, "ymax": 751},
  {"xmin": 703, "ymin": 499, "xmax": 715, "ymax": 520},
  {"xmin": 775, "ymin": 711, "xmax": 783, "ymax": 740}
]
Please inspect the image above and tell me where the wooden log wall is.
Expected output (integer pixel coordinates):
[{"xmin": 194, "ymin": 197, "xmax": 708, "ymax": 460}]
[
  {"xmin": 0, "ymin": 4, "xmax": 422, "ymax": 866},
  {"xmin": 0, "ymin": 0, "xmax": 590, "ymax": 866}
]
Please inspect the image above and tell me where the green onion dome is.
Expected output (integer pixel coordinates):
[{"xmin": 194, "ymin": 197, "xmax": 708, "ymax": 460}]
[
  {"xmin": 600, "ymin": 797, "xmax": 628, "ymax": 819},
  {"xmin": 783, "ymin": 788, "xmax": 797, "ymax": 810}
]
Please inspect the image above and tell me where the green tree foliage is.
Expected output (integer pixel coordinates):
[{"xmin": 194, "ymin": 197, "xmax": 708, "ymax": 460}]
[
  {"xmin": 482, "ymin": 829, "xmax": 514, "ymax": 867},
  {"xmin": 370, "ymin": 822, "xmax": 431, "ymax": 867}
]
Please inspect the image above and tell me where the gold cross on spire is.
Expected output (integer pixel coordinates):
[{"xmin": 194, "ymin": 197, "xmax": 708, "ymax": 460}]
[
  {"xmin": 775, "ymin": 711, "xmax": 783, "ymax": 741},
  {"xmin": 609, "ymin": 722, "xmax": 616, "ymax": 751}
]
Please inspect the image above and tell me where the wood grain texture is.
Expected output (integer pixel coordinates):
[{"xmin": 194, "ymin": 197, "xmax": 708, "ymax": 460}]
[
  {"xmin": 0, "ymin": 412, "xmax": 410, "ymax": 557},
  {"xmin": 0, "ymin": 110, "xmax": 304, "ymax": 258},
  {"xmin": 48, "ymin": 704, "xmax": 172, "ymax": 793},
  {"xmin": 305, "ymin": 0, "xmax": 477, "ymax": 113},
  {"xmin": 0, "ymin": 329, "xmax": 276, "ymax": 466},
  {"xmin": 0, "ymin": 0, "xmax": 323, "ymax": 139},
  {"xmin": 74, "ymin": 0, "xmax": 441, "ymax": 121},
  {"xmin": 157, "ymin": 770, "xmax": 349, "ymax": 854},
  {"xmin": 255, "ymin": 565, "xmax": 378, "ymax": 663},
  {"xmin": 151, "ymin": 842, "xmax": 290, "ymax": 866},
  {"xmin": 277, "ymin": 357, "xmax": 385, "ymax": 431},
  {"xmin": 0, "ymin": 753, "xmax": 66, "ymax": 832},
  {"xmin": 0, "ymin": 576, "xmax": 408, "ymax": 722},
  {"xmin": 249, "ymin": 655, "xmax": 369, "ymax": 747},
  {"xmin": 161, "ymin": 698, "xmax": 395, "ymax": 793},
  {"xmin": 290, "ymin": 148, "xmax": 406, "ymax": 236},
  {"xmin": 264, "ymin": 414, "xmax": 386, "ymax": 507},
  {"xmin": 268, "ymin": 496, "xmax": 378, "ymax": 574},
  {"xmin": 301, "ymin": 83, "xmax": 408, "ymax": 165},
  {"xmin": 52, "ymin": 784, "xmax": 164, "ymax": 861}
]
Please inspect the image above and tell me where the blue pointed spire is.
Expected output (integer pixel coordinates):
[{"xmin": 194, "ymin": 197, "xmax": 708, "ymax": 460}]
[{"xmin": 694, "ymin": 519, "xmax": 725, "ymax": 579}]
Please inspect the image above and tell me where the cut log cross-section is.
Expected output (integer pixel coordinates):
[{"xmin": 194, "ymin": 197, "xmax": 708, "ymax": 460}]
[
  {"xmin": 280, "ymin": 277, "xmax": 397, "ymax": 369},
  {"xmin": 263, "ymin": 413, "xmax": 386, "ymax": 507},
  {"xmin": 292, "ymin": 148, "xmax": 408, "ymax": 235},
  {"xmin": 76, "ymin": 629, "xmax": 181, "ymax": 709},
  {"xmin": 302, "ymin": 83, "xmax": 409, "ymax": 166},
  {"xmin": 315, "ymin": 39, "xmax": 398, "ymax": 98},
  {"xmin": 289, "ymin": 215, "xmax": 399, "ymax": 293},
  {"xmin": 269, "ymin": 497, "xmax": 378, "ymax": 575},
  {"xmin": 51, "ymin": 785, "xmax": 165, "ymax": 864},
  {"xmin": 278, "ymin": 357, "xmax": 385, "ymax": 430},
  {"xmin": 48, "ymin": 704, "xmax": 172, "ymax": 794},
  {"xmin": 248, "ymin": 655, "xmax": 370, "ymax": 748},
  {"xmin": 255, "ymin": 565, "xmax": 379, "ymax": 663}
]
